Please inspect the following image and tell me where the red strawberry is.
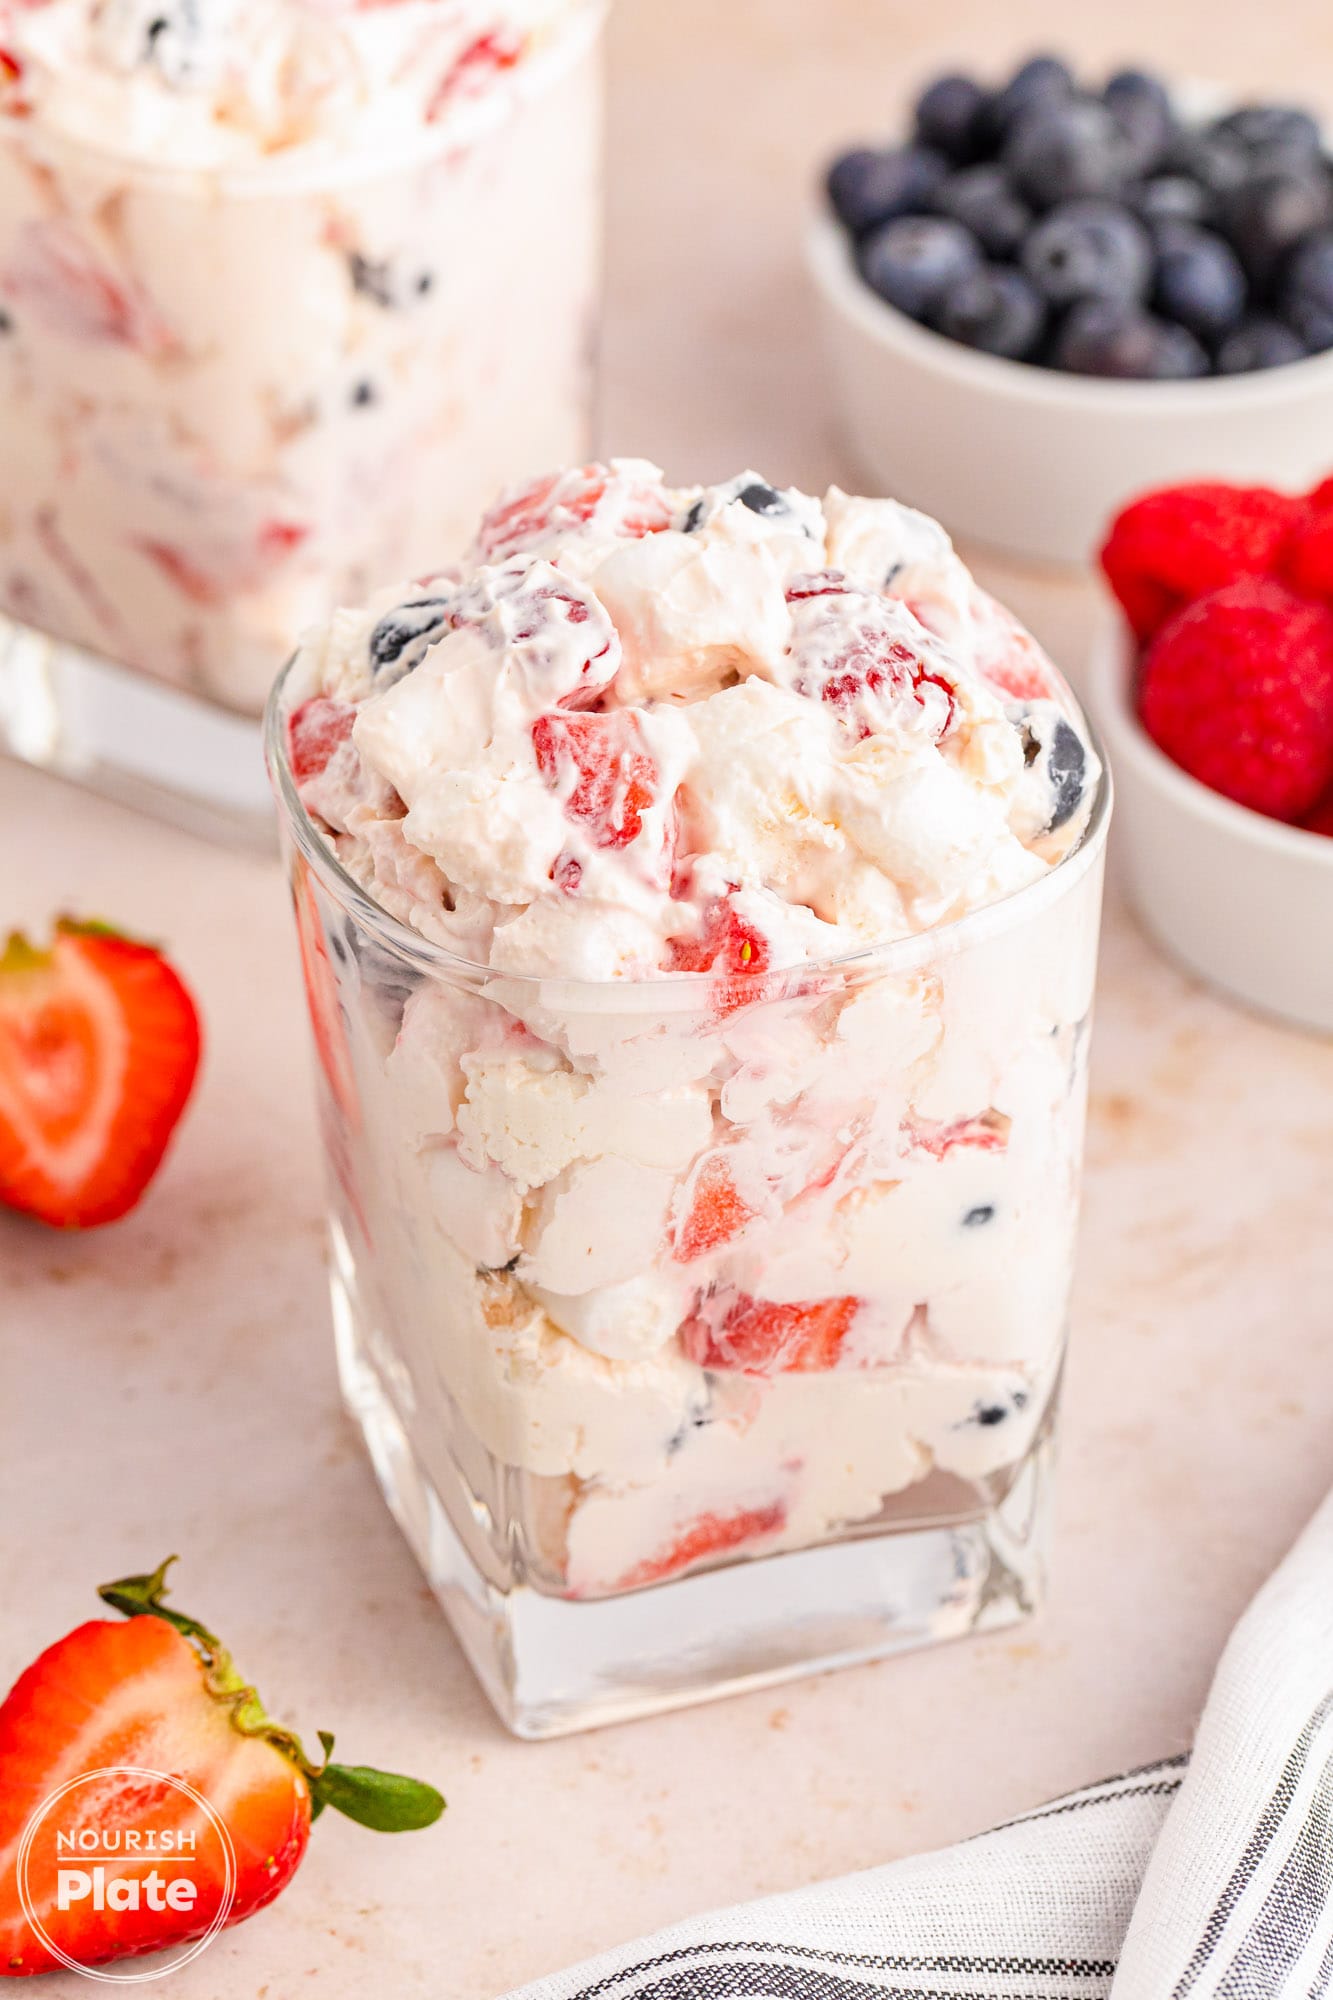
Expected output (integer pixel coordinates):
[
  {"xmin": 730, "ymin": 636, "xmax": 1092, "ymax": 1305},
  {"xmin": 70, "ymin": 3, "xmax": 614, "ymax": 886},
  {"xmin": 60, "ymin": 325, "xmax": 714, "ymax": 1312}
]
[
  {"xmin": 682, "ymin": 1289, "xmax": 859, "ymax": 1375},
  {"xmin": 907, "ymin": 1112, "xmax": 1009, "ymax": 1161},
  {"xmin": 672, "ymin": 1151, "xmax": 757, "ymax": 1263},
  {"xmin": 531, "ymin": 710, "xmax": 657, "ymax": 850},
  {"xmin": 425, "ymin": 27, "xmax": 522, "ymax": 120},
  {"xmin": 614, "ymin": 1502, "xmax": 787, "ymax": 1591},
  {"xmin": 0, "ymin": 920, "xmax": 200, "ymax": 1229},
  {"xmin": 476, "ymin": 463, "xmax": 672, "ymax": 564},
  {"xmin": 0, "ymin": 1560, "xmax": 442, "ymax": 1977},
  {"xmin": 288, "ymin": 697, "xmax": 356, "ymax": 786},
  {"xmin": 665, "ymin": 896, "xmax": 770, "ymax": 1016},
  {"xmin": 1100, "ymin": 482, "xmax": 1301, "ymax": 643},
  {"xmin": 1138, "ymin": 578, "xmax": 1333, "ymax": 821},
  {"xmin": 1, "ymin": 221, "xmax": 172, "ymax": 352},
  {"xmin": 785, "ymin": 576, "xmax": 956, "ymax": 741}
]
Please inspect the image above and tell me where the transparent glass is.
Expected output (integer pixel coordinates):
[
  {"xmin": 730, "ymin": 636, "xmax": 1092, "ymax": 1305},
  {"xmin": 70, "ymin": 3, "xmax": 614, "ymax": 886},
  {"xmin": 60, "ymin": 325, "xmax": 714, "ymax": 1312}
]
[
  {"xmin": 267, "ymin": 663, "xmax": 1111, "ymax": 1735},
  {"xmin": 0, "ymin": 8, "xmax": 603, "ymax": 842}
]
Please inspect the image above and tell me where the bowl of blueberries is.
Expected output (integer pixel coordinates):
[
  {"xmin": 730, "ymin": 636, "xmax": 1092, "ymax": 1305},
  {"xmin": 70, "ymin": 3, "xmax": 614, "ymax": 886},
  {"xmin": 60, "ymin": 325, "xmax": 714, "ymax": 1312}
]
[{"xmin": 809, "ymin": 54, "xmax": 1333, "ymax": 563}]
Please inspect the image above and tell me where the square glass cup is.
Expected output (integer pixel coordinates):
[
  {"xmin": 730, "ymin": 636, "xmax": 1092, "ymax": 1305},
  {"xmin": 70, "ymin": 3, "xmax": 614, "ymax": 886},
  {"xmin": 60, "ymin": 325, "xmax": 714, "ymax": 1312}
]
[
  {"xmin": 0, "ymin": 7, "xmax": 604, "ymax": 843},
  {"xmin": 267, "ymin": 659, "xmax": 1111, "ymax": 1736}
]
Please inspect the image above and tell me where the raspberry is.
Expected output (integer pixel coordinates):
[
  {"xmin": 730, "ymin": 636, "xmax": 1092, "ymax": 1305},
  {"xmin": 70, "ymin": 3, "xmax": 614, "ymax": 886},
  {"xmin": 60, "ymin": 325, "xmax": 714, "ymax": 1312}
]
[
  {"xmin": 1100, "ymin": 482, "xmax": 1300, "ymax": 642},
  {"xmin": 672, "ymin": 1152, "xmax": 757, "ymax": 1263},
  {"xmin": 682, "ymin": 1290, "xmax": 859, "ymax": 1375},
  {"xmin": 1299, "ymin": 791, "xmax": 1333, "ymax": 837},
  {"xmin": 531, "ymin": 709, "xmax": 657, "ymax": 849},
  {"xmin": 1280, "ymin": 483, "xmax": 1333, "ymax": 604},
  {"xmin": 1138, "ymin": 579, "xmax": 1333, "ymax": 821},
  {"xmin": 289, "ymin": 697, "xmax": 355, "ymax": 784},
  {"xmin": 665, "ymin": 896, "xmax": 770, "ymax": 1016}
]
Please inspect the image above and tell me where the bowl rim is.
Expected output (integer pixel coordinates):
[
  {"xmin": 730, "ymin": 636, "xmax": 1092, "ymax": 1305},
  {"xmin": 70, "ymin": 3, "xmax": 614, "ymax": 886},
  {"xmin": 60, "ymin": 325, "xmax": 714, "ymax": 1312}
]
[
  {"xmin": 806, "ymin": 206, "xmax": 1333, "ymax": 413},
  {"xmin": 1087, "ymin": 606, "xmax": 1333, "ymax": 866}
]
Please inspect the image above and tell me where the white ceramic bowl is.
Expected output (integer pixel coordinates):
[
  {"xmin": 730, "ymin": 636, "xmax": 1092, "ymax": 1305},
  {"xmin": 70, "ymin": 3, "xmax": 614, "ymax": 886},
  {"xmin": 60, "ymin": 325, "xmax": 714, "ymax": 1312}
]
[
  {"xmin": 1083, "ymin": 611, "xmax": 1333, "ymax": 1033},
  {"xmin": 807, "ymin": 207, "xmax": 1333, "ymax": 567}
]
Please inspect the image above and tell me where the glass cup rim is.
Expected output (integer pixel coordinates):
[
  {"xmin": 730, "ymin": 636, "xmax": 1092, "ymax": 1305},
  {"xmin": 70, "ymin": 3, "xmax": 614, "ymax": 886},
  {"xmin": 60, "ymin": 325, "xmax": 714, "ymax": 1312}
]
[{"xmin": 264, "ymin": 647, "xmax": 1113, "ymax": 995}]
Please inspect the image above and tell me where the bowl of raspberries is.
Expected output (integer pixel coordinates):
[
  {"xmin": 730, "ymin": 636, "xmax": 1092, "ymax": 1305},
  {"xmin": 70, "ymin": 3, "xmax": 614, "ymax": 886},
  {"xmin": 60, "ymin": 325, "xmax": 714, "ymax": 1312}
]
[
  {"xmin": 809, "ymin": 54, "xmax": 1333, "ymax": 562},
  {"xmin": 1088, "ymin": 478, "xmax": 1333, "ymax": 1032}
]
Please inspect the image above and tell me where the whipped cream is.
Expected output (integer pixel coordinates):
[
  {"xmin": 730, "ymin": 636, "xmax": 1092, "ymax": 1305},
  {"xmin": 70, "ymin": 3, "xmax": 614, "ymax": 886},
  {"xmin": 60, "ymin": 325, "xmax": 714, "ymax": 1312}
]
[{"xmin": 283, "ymin": 462, "xmax": 1107, "ymax": 1599}]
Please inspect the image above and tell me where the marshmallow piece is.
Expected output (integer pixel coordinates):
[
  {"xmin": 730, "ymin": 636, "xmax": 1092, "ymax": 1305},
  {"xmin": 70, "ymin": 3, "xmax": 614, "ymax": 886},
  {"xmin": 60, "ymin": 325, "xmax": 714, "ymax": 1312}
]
[
  {"xmin": 419, "ymin": 1142, "xmax": 522, "ymax": 1270},
  {"xmin": 532, "ymin": 1268, "xmax": 693, "ymax": 1362},
  {"xmin": 523, "ymin": 1156, "xmax": 675, "ymax": 1293}
]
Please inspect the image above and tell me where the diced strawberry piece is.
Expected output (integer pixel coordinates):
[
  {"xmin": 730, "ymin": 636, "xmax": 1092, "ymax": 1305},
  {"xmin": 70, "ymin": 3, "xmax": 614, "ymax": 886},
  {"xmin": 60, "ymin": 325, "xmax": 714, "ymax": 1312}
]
[
  {"xmin": 138, "ymin": 519, "xmax": 309, "ymax": 605},
  {"xmin": 907, "ymin": 1113, "xmax": 1010, "ymax": 1160},
  {"xmin": 665, "ymin": 896, "xmax": 770, "ymax": 1016},
  {"xmin": 786, "ymin": 585, "xmax": 957, "ymax": 741},
  {"xmin": 288, "ymin": 697, "xmax": 356, "ymax": 785},
  {"xmin": 135, "ymin": 539, "xmax": 220, "ymax": 605},
  {"xmin": 0, "ymin": 49, "xmax": 22, "ymax": 83},
  {"xmin": 476, "ymin": 463, "xmax": 672, "ymax": 564},
  {"xmin": 1, "ymin": 221, "xmax": 170, "ymax": 350},
  {"xmin": 0, "ymin": 920, "xmax": 200, "ymax": 1229},
  {"xmin": 672, "ymin": 1151, "xmax": 756, "ymax": 1262},
  {"xmin": 682, "ymin": 1290, "xmax": 859, "ymax": 1375},
  {"xmin": 425, "ymin": 28, "xmax": 523, "ymax": 121},
  {"xmin": 0, "ymin": 1560, "xmax": 442, "ymax": 1976},
  {"xmin": 785, "ymin": 570, "xmax": 849, "ymax": 600},
  {"xmin": 532, "ymin": 710, "xmax": 657, "ymax": 850},
  {"xmin": 614, "ymin": 1501, "xmax": 788, "ymax": 1590}
]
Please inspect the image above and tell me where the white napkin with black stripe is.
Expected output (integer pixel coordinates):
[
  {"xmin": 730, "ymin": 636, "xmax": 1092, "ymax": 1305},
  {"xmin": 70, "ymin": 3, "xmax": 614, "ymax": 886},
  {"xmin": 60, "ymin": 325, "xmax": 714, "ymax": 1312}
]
[{"xmin": 505, "ymin": 1486, "xmax": 1333, "ymax": 2000}]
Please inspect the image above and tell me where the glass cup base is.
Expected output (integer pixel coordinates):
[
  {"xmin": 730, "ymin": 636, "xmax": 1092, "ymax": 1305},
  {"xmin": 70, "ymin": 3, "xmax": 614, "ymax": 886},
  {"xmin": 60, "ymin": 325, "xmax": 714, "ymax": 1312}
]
[
  {"xmin": 330, "ymin": 1261, "xmax": 1053, "ymax": 1740},
  {"xmin": 0, "ymin": 613, "xmax": 275, "ymax": 849}
]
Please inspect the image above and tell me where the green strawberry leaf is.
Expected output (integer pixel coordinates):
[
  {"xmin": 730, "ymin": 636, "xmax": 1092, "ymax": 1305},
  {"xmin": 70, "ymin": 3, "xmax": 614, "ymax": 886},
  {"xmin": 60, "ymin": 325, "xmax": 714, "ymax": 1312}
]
[{"xmin": 310, "ymin": 1763, "xmax": 446, "ymax": 1833}]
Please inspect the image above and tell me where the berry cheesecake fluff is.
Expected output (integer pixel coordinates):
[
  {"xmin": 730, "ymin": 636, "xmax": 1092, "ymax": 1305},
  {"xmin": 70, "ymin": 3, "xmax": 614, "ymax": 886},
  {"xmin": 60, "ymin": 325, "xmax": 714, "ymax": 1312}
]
[
  {"xmin": 269, "ymin": 460, "xmax": 1109, "ymax": 1727},
  {"xmin": 0, "ymin": 0, "xmax": 604, "ymax": 714}
]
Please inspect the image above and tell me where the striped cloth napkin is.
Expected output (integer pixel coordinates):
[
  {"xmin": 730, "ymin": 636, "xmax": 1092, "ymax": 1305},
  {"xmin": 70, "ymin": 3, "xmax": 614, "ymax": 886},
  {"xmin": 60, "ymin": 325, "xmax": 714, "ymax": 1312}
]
[{"xmin": 505, "ymin": 1485, "xmax": 1333, "ymax": 2000}]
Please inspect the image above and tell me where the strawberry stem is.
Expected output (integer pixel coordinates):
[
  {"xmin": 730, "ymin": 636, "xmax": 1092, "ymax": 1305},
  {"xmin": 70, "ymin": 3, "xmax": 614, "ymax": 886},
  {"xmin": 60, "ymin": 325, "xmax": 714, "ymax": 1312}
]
[{"xmin": 98, "ymin": 1560, "xmax": 445, "ymax": 1833}]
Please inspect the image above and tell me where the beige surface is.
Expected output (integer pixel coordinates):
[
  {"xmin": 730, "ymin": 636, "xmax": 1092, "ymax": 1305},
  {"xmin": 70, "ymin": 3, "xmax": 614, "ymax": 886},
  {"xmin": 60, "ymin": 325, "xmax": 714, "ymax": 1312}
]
[{"xmin": 6, "ymin": 5, "xmax": 1333, "ymax": 1996}]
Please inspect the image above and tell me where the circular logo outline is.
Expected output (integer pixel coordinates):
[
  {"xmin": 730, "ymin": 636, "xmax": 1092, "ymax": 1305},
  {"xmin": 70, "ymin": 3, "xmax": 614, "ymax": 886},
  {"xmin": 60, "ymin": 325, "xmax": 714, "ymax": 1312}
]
[{"xmin": 15, "ymin": 1765, "xmax": 238, "ymax": 1984}]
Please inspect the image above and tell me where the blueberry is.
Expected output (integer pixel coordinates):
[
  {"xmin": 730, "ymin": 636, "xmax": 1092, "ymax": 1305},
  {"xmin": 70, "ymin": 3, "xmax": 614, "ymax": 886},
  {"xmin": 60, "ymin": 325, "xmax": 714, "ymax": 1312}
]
[
  {"xmin": 681, "ymin": 497, "xmax": 705, "ymax": 533},
  {"xmin": 1215, "ymin": 104, "xmax": 1323, "ymax": 176},
  {"xmin": 1224, "ymin": 172, "xmax": 1333, "ymax": 294},
  {"xmin": 368, "ymin": 596, "xmax": 453, "ymax": 681},
  {"xmin": 1285, "ymin": 296, "xmax": 1333, "ymax": 354},
  {"xmin": 859, "ymin": 215, "xmax": 983, "ymax": 321},
  {"xmin": 737, "ymin": 480, "xmax": 784, "ymax": 515},
  {"xmin": 914, "ymin": 73, "xmax": 990, "ymax": 162},
  {"xmin": 414, "ymin": 270, "xmax": 435, "ymax": 297},
  {"xmin": 350, "ymin": 378, "xmax": 377, "ymax": 407},
  {"xmin": 1153, "ymin": 226, "xmax": 1246, "ymax": 340},
  {"xmin": 962, "ymin": 1203, "xmax": 996, "ymax": 1227},
  {"xmin": 826, "ymin": 144, "xmax": 948, "ymax": 237},
  {"xmin": 1180, "ymin": 127, "xmax": 1253, "ymax": 199},
  {"xmin": 975, "ymin": 1404, "xmax": 1010, "ymax": 1427},
  {"xmin": 983, "ymin": 54, "xmax": 1075, "ymax": 146},
  {"xmin": 0, "ymin": 309, "xmax": 11, "ymax": 335},
  {"xmin": 1052, "ymin": 297, "xmax": 1208, "ymax": 377},
  {"xmin": 935, "ymin": 264, "xmax": 1046, "ymax": 358},
  {"xmin": 1004, "ymin": 97, "xmax": 1131, "ymax": 207},
  {"xmin": 1022, "ymin": 198, "xmax": 1153, "ymax": 307},
  {"xmin": 931, "ymin": 165, "xmax": 1032, "ymax": 258},
  {"xmin": 348, "ymin": 251, "xmax": 395, "ymax": 308},
  {"xmin": 1129, "ymin": 174, "xmax": 1214, "ymax": 231},
  {"xmin": 1103, "ymin": 69, "xmax": 1175, "ymax": 178},
  {"xmin": 1216, "ymin": 315, "xmax": 1308, "ymax": 372},
  {"xmin": 1283, "ymin": 229, "xmax": 1333, "ymax": 320},
  {"xmin": 1018, "ymin": 708, "xmax": 1089, "ymax": 826}
]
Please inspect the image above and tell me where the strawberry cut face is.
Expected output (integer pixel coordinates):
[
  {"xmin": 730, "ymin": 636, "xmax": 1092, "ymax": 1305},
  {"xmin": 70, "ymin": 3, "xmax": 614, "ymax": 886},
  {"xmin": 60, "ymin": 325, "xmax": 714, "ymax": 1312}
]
[
  {"xmin": 612, "ymin": 1501, "xmax": 788, "ymax": 1592},
  {"xmin": 532, "ymin": 710, "xmax": 658, "ymax": 851},
  {"xmin": 288, "ymin": 697, "xmax": 356, "ymax": 786},
  {"xmin": 672, "ymin": 1151, "xmax": 757, "ymax": 1262},
  {"xmin": 0, "ymin": 922, "xmax": 200, "ymax": 1229},
  {"xmin": 665, "ymin": 896, "xmax": 770, "ymax": 1016},
  {"xmin": 476, "ymin": 463, "xmax": 673, "ymax": 564},
  {"xmin": 682, "ymin": 1289, "xmax": 859, "ymax": 1375},
  {"xmin": 785, "ymin": 577, "xmax": 957, "ymax": 743}
]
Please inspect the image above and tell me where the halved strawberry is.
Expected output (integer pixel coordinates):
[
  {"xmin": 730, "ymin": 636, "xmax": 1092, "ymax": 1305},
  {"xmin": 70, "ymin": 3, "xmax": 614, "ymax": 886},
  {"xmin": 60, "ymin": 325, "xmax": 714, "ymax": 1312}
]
[
  {"xmin": 665, "ymin": 895, "xmax": 770, "ymax": 1017},
  {"xmin": 532, "ymin": 710, "xmax": 658, "ymax": 850},
  {"xmin": 0, "ymin": 920, "xmax": 201, "ymax": 1229},
  {"xmin": 682, "ymin": 1289, "xmax": 858, "ymax": 1374},
  {"xmin": 614, "ymin": 1502, "xmax": 787, "ymax": 1591},
  {"xmin": 786, "ymin": 582, "xmax": 957, "ymax": 742},
  {"xmin": 671, "ymin": 1151, "xmax": 757, "ymax": 1263},
  {"xmin": 0, "ymin": 1560, "xmax": 442, "ymax": 1977}
]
